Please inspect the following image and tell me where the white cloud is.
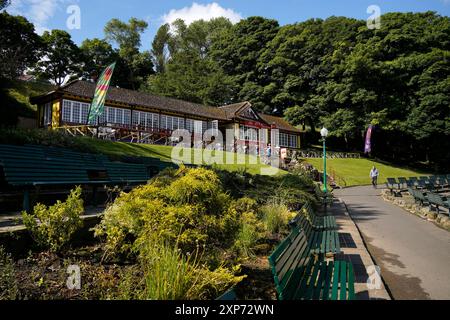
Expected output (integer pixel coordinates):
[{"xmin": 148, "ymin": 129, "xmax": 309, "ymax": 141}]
[
  {"xmin": 161, "ymin": 2, "xmax": 242, "ymax": 26},
  {"xmin": 6, "ymin": 0, "xmax": 65, "ymax": 34}
]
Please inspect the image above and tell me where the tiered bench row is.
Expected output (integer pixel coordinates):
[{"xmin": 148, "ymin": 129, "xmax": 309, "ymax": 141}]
[
  {"xmin": 0, "ymin": 144, "xmax": 177, "ymax": 210},
  {"xmin": 268, "ymin": 202, "xmax": 355, "ymax": 300}
]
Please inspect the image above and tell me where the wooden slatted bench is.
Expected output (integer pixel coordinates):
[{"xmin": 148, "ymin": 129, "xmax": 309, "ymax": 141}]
[
  {"xmin": 289, "ymin": 203, "xmax": 337, "ymax": 231},
  {"xmin": 268, "ymin": 227, "xmax": 355, "ymax": 300},
  {"xmin": 426, "ymin": 192, "xmax": 450, "ymax": 215},
  {"xmin": 303, "ymin": 202, "xmax": 337, "ymax": 230},
  {"xmin": 386, "ymin": 178, "xmax": 399, "ymax": 195},
  {"xmin": 0, "ymin": 144, "xmax": 174, "ymax": 211}
]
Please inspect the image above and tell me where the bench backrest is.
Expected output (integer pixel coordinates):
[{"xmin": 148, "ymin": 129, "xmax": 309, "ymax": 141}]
[
  {"xmin": 268, "ymin": 227, "xmax": 312, "ymax": 300},
  {"xmin": 0, "ymin": 144, "xmax": 170, "ymax": 187}
]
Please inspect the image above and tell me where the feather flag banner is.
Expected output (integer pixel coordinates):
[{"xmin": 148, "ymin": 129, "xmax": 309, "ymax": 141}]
[
  {"xmin": 364, "ymin": 125, "xmax": 373, "ymax": 154},
  {"xmin": 87, "ymin": 62, "xmax": 116, "ymax": 124}
]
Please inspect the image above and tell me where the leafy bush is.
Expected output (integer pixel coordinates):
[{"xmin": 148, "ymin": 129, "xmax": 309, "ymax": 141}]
[
  {"xmin": 95, "ymin": 167, "xmax": 242, "ymax": 260},
  {"xmin": 0, "ymin": 246, "xmax": 18, "ymax": 300},
  {"xmin": 22, "ymin": 186, "xmax": 84, "ymax": 252},
  {"xmin": 260, "ymin": 202, "xmax": 295, "ymax": 235},
  {"xmin": 121, "ymin": 240, "xmax": 244, "ymax": 300},
  {"xmin": 232, "ymin": 199, "xmax": 266, "ymax": 258}
]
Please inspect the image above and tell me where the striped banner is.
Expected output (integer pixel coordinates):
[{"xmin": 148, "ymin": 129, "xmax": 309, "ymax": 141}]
[
  {"xmin": 364, "ymin": 125, "xmax": 373, "ymax": 154},
  {"xmin": 87, "ymin": 62, "xmax": 116, "ymax": 124}
]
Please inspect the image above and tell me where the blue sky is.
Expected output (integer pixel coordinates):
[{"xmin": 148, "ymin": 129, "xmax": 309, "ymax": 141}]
[{"xmin": 5, "ymin": 0, "xmax": 450, "ymax": 51}]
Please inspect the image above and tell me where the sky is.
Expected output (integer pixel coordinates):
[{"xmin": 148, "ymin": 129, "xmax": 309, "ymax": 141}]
[{"xmin": 5, "ymin": 0, "xmax": 450, "ymax": 51}]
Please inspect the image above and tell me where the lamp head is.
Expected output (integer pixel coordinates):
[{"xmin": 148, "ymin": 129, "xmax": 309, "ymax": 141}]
[{"xmin": 320, "ymin": 127, "xmax": 329, "ymax": 138}]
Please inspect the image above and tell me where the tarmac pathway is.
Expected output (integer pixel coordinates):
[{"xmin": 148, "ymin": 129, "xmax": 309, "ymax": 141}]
[{"xmin": 334, "ymin": 186, "xmax": 450, "ymax": 300}]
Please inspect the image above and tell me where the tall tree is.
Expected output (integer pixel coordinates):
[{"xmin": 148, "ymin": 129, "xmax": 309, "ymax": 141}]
[
  {"xmin": 146, "ymin": 18, "xmax": 235, "ymax": 105},
  {"xmin": 151, "ymin": 23, "xmax": 171, "ymax": 73},
  {"xmin": 210, "ymin": 16, "xmax": 280, "ymax": 112},
  {"xmin": 104, "ymin": 18, "xmax": 154, "ymax": 89},
  {"xmin": 0, "ymin": 12, "xmax": 42, "ymax": 79},
  {"xmin": 33, "ymin": 30, "xmax": 81, "ymax": 86}
]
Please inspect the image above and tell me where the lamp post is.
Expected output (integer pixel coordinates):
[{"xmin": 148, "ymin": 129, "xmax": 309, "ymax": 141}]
[{"xmin": 320, "ymin": 127, "xmax": 329, "ymax": 193}]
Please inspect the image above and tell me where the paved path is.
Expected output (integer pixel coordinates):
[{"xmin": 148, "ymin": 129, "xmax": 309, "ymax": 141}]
[{"xmin": 334, "ymin": 186, "xmax": 450, "ymax": 300}]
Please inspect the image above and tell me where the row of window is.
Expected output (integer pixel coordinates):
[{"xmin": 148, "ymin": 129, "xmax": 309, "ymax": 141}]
[
  {"xmin": 239, "ymin": 125, "xmax": 259, "ymax": 142},
  {"xmin": 279, "ymin": 133, "xmax": 298, "ymax": 148},
  {"xmin": 61, "ymin": 99, "xmax": 209, "ymax": 133},
  {"xmin": 59, "ymin": 100, "xmax": 299, "ymax": 147}
]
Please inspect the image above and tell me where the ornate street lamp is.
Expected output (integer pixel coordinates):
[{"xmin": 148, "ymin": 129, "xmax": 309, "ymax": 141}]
[{"xmin": 320, "ymin": 127, "xmax": 329, "ymax": 193}]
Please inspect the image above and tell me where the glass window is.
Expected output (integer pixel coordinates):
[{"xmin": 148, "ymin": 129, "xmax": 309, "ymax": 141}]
[
  {"xmin": 161, "ymin": 115, "xmax": 167, "ymax": 129},
  {"xmin": 62, "ymin": 100, "xmax": 71, "ymax": 122},
  {"xmin": 152, "ymin": 113, "xmax": 159, "ymax": 129},
  {"xmin": 43, "ymin": 103, "xmax": 52, "ymax": 125},
  {"xmin": 81, "ymin": 103, "xmax": 89, "ymax": 124},
  {"xmin": 72, "ymin": 102, "xmax": 81, "ymax": 123},
  {"xmin": 124, "ymin": 109, "xmax": 131, "ymax": 125}
]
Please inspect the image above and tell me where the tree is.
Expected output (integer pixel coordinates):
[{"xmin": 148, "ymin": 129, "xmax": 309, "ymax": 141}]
[
  {"xmin": 79, "ymin": 38, "xmax": 118, "ymax": 80},
  {"xmin": 0, "ymin": 12, "xmax": 42, "ymax": 79},
  {"xmin": 33, "ymin": 30, "xmax": 82, "ymax": 86},
  {"xmin": 146, "ymin": 18, "xmax": 235, "ymax": 105},
  {"xmin": 104, "ymin": 18, "xmax": 154, "ymax": 89},
  {"xmin": 151, "ymin": 23, "xmax": 171, "ymax": 73},
  {"xmin": 210, "ymin": 16, "xmax": 280, "ymax": 111}
]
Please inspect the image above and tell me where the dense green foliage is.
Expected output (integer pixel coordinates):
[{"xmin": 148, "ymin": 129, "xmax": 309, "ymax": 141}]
[
  {"xmin": 1, "ymin": 11, "xmax": 448, "ymax": 168},
  {"xmin": 22, "ymin": 186, "xmax": 84, "ymax": 252},
  {"xmin": 0, "ymin": 12, "xmax": 42, "ymax": 79},
  {"xmin": 147, "ymin": 12, "xmax": 449, "ymax": 169},
  {"xmin": 0, "ymin": 246, "xmax": 18, "ymax": 300}
]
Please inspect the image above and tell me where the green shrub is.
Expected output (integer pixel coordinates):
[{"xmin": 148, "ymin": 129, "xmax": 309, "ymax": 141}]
[
  {"xmin": 233, "ymin": 209, "xmax": 266, "ymax": 259},
  {"xmin": 134, "ymin": 240, "xmax": 244, "ymax": 300},
  {"xmin": 22, "ymin": 186, "xmax": 84, "ymax": 252},
  {"xmin": 261, "ymin": 202, "xmax": 295, "ymax": 235},
  {"xmin": 0, "ymin": 246, "xmax": 18, "ymax": 300},
  {"xmin": 95, "ymin": 167, "xmax": 241, "ymax": 260}
]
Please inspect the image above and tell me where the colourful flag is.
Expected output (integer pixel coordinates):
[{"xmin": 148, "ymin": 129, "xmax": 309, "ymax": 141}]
[
  {"xmin": 87, "ymin": 62, "xmax": 116, "ymax": 124},
  {"xmin": 364, "ymin": 125, "xmax": 373, "ymax": 154}
]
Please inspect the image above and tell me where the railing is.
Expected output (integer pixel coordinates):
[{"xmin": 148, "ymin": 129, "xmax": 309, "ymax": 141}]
[{"xmin": 296, "ymin": 150, "xmax": 361, "ymax": 159}]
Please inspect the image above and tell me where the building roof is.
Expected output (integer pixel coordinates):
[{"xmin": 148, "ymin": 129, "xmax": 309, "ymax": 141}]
[
  {"xmin": 31, "ymin": 80, "xmax": 300, "ymax": 133},
  {"xmin": 258, "ymin": 113, "xmax": 301, "ymax": 133}
]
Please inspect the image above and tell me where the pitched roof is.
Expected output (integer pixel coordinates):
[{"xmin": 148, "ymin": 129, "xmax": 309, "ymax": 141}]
[
  {"xmin": 31, "ymin": 80, "xmax": 301, "ymax": 133},
  {"xmin": 35, "ymin": 80, "xmax": 228, "ymax": 120},
  {"xmin": 258, "ymin": 113, "xmax": 301, "ymax": 133}
]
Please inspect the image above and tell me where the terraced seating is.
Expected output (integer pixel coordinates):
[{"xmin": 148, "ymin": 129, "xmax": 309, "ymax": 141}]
[
  {"xmin": 386, "ymin": 178, "xmax": 400, "ymax": 195},
  {"xmin": 268, "ymin": 227, "xmax": 355, "ymax": 300},
  {"xmin": 426, "ymin": 192, "xmax": 450, "ymax": 215},
  {"xmin": 408, "ymin": 188, "xmax": 429, "ymax": 206},
  {"xmin": 0, "ymin": 144, "xmax": 176, "ymax": 211}
]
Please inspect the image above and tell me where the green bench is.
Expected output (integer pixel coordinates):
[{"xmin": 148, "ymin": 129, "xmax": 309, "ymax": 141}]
[
  {"xmin": 299, "ymin": 221, "xmax": 340, "ymax": 256},
  {"xmin": 0, "ymin": 144, "xmax": 174, "ymax": 211},
  {"xmin": 290, "ymin": 202, "xmax": 337, "ymax": 231},
  {"xmin": 426, "ymin": 192, "xmax": 450, "ymax": 216},
  {"xmin": 268, "ymin": 227, "xmax": 355, "ymax": 300},
  {"xmin": 408, "ymin": 187, "xmax": 429, "ymax": 206},
  {"xmin": 386, "ymin": 178, "xmax": 400, "ymax": 195}
]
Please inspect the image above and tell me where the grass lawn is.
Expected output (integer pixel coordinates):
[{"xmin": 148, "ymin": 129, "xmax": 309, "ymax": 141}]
[
  {"xmin": 303, "ymin": 158, "xmax": 428, "ymax": 187},
  {"xmin": 79, "ymin": 137, "xmax": 286, "ymax": 176}
]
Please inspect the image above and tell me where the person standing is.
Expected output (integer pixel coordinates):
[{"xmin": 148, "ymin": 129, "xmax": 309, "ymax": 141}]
[{"xmin": 370, "ymin": 166, "xmax": 379, "ymax": 188}]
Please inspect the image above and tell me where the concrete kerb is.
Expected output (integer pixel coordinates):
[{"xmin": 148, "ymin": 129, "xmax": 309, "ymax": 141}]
[{"xmin": 330, "ymin": 198, "xmax": 392, "ymax": 300}]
